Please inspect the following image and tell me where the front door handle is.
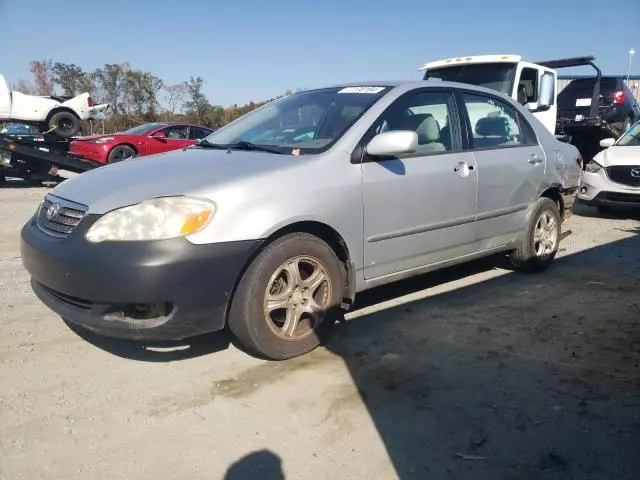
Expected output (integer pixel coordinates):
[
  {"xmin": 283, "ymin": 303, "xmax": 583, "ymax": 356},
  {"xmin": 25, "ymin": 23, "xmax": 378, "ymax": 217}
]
[{"xmin": 454, "ymin": 162, "xmax": 475, "ymax": 176}]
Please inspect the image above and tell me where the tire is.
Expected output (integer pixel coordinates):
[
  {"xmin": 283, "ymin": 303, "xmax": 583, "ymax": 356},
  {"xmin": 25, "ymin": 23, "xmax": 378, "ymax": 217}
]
[
  {"xmin": 107, "ymin": 145, "xmax": 137, "ymax": 164},
  {"xmin": 510, "ymin": 198, "xmax": 561, "ymax": 272},
  {"xmin": 228, "ymin": 233, "xmax": 344, "ymax": 360},
  {"xmin": 47, "ymin": 111, "xmax": 81, "ymax": 138}
]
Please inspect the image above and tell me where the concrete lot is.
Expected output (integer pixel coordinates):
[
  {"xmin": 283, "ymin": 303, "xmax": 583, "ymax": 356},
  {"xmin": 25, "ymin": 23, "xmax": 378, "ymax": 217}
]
[{"xmin": 1, "ymin": 185, "xmax": 639, "ymax": 480}]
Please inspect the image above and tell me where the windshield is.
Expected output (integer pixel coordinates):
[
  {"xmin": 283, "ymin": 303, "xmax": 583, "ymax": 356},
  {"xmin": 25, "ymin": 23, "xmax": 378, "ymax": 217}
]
[
  {"xmin": 122, "ymin": 123, "xmax": 166, "ymax": 135},
  {"xmin": 616, "ymin": 121, "xmax": 640, "ymax": 146},
  {"xmin": 423, "ymin": 63, "xmax": 517, "ymax": 95},
  {"xmin": 200, "ymin": 86, "xmax": 390, "ymax": 154}
]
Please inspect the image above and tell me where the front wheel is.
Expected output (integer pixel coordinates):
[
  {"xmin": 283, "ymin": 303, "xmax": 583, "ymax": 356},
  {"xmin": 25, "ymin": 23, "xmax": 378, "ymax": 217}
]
[
  {"xmin": 228, "ymin": 233, "xmax": 344, "ymax": 360},
  {"xmin": 510, "ymin": 198, "xmax": 561, "ymax": 272},
  {"xmin": 107, "ymin": 145, "xmax": 137, "ymax": 164}
]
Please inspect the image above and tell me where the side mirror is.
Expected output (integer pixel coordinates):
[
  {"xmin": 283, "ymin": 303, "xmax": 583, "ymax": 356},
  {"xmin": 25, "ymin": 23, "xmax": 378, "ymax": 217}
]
[
  {"xmin": 537, "ymin": 72, "xmax": 555, "ymax": 111},
  {"xmin": 599, "ymin": 137, "xmax": 615, "ymax": 148},
  {"xmin": 151, "ymin": 131, "xmax": 166, "ymax": 138},
  {"xmin": 365, "ymin": 130, "xmax": 418, "ymax": 157}
]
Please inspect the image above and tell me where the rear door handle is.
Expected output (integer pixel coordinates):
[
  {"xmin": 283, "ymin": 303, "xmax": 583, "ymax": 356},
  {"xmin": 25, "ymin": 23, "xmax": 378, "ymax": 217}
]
[{"xmin": 528, "ymin": 154, "xmax": 543, "ymax": 165}]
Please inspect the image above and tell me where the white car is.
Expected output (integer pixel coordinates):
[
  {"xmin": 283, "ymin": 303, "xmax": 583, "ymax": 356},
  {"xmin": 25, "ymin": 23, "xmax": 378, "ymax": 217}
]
[
  {"xmin": 0, "ymin": 74, "xmax": 109, "ymax": 138},
  {"xmin": 578, "ymin": 120, "xmax": 640, "ymax": 213}
]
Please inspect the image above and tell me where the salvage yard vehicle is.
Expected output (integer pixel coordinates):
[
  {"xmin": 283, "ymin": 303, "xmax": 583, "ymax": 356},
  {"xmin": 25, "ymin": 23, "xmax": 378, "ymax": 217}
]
[
  {"xmin": 419, "ymin": 54, "xmax": 631, "ymax": 165},
  {"xmin": 0, "ymin": 74, "xmax": 109, "ymax": 138},
  {"xmin": 578, "ymin": 119, "xmax": 640, "ymax": 212},
  {"xmin": 68, "ymin": 122, "xmax": 215, "ymax": 164},
  {"xmin": 20, "ymin": 80, "xmax": 582, "ymax": 360}
]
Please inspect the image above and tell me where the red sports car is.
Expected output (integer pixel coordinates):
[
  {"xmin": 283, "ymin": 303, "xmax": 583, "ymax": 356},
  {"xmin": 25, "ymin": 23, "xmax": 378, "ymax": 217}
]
[{"xmin": 69, "ymin": 122, "xmax": 214, "ymax": 164}]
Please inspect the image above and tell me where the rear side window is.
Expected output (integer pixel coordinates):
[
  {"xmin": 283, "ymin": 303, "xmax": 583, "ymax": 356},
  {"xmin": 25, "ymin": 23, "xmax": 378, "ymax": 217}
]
[
  {"xmin": 191, "ymin": 126, "xmax": 213, "ymax": 140},
  {"xmin": 461, "ymin": 93, "xmax": 536, "ymax": 149}
]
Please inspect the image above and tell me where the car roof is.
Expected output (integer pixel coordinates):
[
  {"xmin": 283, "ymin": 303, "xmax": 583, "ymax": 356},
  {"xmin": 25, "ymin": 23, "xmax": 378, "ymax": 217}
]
[{"xmin": 304, "ymin": 79, "xmax": 515, "ymax": 100}]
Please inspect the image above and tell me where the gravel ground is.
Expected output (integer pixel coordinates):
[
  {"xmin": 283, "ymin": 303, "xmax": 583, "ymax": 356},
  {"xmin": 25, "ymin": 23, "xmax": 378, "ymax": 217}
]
[{"xmin": 1, "ymin": 184, "xmax": 639, "ymax": 480}]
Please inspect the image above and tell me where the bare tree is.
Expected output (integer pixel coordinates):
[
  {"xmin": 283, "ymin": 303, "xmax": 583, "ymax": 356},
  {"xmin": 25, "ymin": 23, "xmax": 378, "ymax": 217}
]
[
  {"xmin": 164, "ymin": 84, "xmax": 187, "ymax": 114},
  {"xmin": 29, "ymin": 60, "xmax": 55, "ymax": 96},
  {"xmin": 11, "ymin": 80, "xmax": 37, "ymax": 95}
]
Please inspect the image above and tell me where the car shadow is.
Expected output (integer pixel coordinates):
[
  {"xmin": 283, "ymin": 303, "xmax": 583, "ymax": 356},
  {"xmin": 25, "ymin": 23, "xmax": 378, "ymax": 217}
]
[
  {"xmin": 318, "ymin": 228, "xmax": 640, "ymax": 479},
  {"xmin": 64, "ymin": 319, "xmax": 232, "ymax": 362}
]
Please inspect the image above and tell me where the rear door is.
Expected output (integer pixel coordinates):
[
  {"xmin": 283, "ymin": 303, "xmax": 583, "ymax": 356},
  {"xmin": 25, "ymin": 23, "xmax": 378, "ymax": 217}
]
[
  {"xmin": 145, "ymin": 124, "xmax": 192, "ymax": 155},
  {"xmin": 457, "ymin": 90, "xmax": 545, "ymax": 249},
  {"xmin": 361, "ymin": 88, "xmax": 479, "ymax": 280}
]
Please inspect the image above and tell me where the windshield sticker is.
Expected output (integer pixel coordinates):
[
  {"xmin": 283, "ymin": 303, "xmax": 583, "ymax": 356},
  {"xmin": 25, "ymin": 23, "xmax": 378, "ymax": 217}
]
[{"xmin": 338, "ymin": 86, "xmax": 385, "ymax": 94}]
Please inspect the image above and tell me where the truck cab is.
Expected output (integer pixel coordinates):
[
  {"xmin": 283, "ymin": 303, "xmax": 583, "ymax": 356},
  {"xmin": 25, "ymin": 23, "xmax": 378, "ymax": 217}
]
[{"xmin": 420, "ymin": 55, "xmax": 557, "ymax": 133}]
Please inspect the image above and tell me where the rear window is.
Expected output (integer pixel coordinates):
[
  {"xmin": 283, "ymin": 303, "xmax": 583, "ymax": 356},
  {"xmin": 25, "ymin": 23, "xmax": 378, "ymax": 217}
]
[{"xmin": 559, "ymin": 77, "xmax": 617, "ymax": 97}]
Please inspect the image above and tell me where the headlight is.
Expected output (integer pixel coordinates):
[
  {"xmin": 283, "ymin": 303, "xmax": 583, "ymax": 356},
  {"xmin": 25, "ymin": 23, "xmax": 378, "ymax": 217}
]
[
  {"xmin": 85, "ymin": 196, "xmax": 216, "ymax": 243},
  {"xmin": 90, "ymin": 137, "xmax": 114, "ymax": 144},
  {"xmin": 584, "ymin": 160, "xmax": 603, "ymax": 173}
]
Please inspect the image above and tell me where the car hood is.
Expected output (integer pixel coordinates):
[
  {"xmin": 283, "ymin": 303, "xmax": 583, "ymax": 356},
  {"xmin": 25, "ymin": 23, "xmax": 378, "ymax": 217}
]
[
  {"xmin": 72, "ymin": 133, "xmax": 123, "ymax": 142},
  {"xmin": 594, "ymin": 146, "xmax": 640, "ymax": 167},
  {"xmin": 49, "ymin": 147, "xmax": 307, "ymax": 214}
]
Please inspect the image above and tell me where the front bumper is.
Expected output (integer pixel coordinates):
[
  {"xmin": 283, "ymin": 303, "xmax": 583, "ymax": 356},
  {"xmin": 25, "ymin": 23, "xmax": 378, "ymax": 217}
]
[
  {"xmin": 578, "ymin": 170, "xmax": 640, "ymax": 208},
  {"xmin": 20, "ymin": 213, "xmax": 261, "ymax": 340}
]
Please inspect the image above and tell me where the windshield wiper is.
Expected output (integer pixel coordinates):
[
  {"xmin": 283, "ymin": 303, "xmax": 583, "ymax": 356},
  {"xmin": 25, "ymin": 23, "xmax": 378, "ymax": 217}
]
[
  {"xmin": 225, "ymin": 141, "xmax": 284, "ymax": 154},
  {"xmin": 193, "ymin": 140, "xmax": 228, "ymax": 149}
]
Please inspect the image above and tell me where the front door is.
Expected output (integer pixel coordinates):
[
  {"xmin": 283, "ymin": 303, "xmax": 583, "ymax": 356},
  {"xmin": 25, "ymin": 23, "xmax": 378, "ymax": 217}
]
[
  {"xmin": 361, "ymin": 89, "xmax": 479, "ymax": 280},
  {"xmin": 457, "ymin": 90, "xmax": 546, "ymax": 248},
  {"xmin": 145, "ymin": 124, "xmax": 193, "ymax": 156}
]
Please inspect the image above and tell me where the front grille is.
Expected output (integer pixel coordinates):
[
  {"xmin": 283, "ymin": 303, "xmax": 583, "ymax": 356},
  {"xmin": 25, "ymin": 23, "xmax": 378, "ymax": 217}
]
[
  {"xmin": 36, "ymin": 195, "xmax": 88, "ymax": 238},
  {"xmin": 606, "ymin": 166, "xmax": 640, "ymax": 188},
  {"xmin": 602, "ymin": 192, "xmax": 640, "ymax": 204}
]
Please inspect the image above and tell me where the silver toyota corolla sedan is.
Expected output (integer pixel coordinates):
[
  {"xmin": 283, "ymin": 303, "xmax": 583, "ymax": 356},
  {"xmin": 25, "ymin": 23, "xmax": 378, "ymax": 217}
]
[{"xmin": 20, "ymin": 81, "xmax": 582, "ymax": 360}]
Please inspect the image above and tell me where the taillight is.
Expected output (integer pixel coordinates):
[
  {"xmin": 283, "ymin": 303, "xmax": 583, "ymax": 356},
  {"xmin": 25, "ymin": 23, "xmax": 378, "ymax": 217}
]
[
  {"xmin": 87, "ymin": 96, "xmax": 94, "ymax": 107},
  {"xmin": 613, "ymin": 90, "xmax": 625, "ymax": 104},
  {"xmin": 576, "ymin": 155, "xmax": 583, "ymax": 169}
]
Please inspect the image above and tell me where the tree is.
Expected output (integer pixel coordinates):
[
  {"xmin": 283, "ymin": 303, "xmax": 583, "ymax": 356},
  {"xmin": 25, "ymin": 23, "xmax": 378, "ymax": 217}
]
[
  {"xmin": 52, "ymin": 63, "xmax": 94, "ymax": 96},
  {"xmin": 29, "ymin": 60, "xmax": 55, "ymax": 95},
  {"xmin": 94, "ymin": 63, "xmax": 129, "ymax": 115},
  {"xmin": 164, "ymin": 84, "xmax": 187, "ymax": 115},
  {"xmin": 183, "ymin": 76, "xmax": 211, "ymax": 124}
]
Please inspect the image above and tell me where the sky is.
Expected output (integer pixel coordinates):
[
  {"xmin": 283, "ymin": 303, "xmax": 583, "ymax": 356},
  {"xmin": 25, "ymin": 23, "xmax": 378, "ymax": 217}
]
[{"xmin": 1, "ymin": 0, "xmax": 638, "ymax": 107}]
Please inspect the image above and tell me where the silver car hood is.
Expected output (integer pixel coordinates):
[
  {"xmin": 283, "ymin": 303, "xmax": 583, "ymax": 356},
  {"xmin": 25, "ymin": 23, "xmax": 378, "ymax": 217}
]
[{"xmin": 50, "ymin": 148, "xmax": 300, "ymax": 214}]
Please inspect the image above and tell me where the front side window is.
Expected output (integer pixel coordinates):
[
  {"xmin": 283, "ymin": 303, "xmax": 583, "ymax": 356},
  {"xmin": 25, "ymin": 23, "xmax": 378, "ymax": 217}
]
[
  {"xmin": 200, "ymin": 86, "xmax": 391, "ymax": 155},
  {"xmin": 371, "ymin": 90, "xmax": 460, "ymax": 155},
  {"xmin": 461, "ymin": 93, "xmax": 534, "ymax": 149},
  {"xmin": 161, "ymin": 124, "xmax": 189, "ymax": 140}
]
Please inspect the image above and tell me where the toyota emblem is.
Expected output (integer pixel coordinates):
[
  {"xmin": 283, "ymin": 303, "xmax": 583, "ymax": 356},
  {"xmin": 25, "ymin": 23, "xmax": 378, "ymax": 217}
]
[
  {"xmin": 46, "ymin": 203, "xmax": 60, "ymax": 221},
  {"xmin": 631, "ymin": 168, "xmax": 640, "ymax": 178}
]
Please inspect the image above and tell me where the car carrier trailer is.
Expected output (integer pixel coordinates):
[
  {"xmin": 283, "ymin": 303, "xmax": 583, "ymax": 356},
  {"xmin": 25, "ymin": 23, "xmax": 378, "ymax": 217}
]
[{"xmin": 0, "ymin": 132, "xmax": 100, "ymax": 185}]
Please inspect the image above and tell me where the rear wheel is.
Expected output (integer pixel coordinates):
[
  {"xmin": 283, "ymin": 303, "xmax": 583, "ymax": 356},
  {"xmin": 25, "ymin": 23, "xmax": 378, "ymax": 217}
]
[
  {"xmin": 228, "ymin": 233, "xmax": 344, "ymax": 360},
  {"xmin": 107, "ymin": 145, "xmax": 136, "ymax": 164},
  {"xmin": 47, "ymin": 111, "xmax": 81, "ymax": 138},
  {"xmin": 510, "ymin": 198, "xmax": 561, "ymax": 272}
]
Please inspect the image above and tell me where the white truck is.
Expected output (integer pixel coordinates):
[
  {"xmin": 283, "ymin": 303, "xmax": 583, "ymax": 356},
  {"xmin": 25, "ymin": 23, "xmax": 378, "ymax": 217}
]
[
  {"xmin": 418, "ymin": 54, "xmax": 611, "ymax": 135},
  {"xmin": 0, "ymin": 74, "xmax": 109, "ymax": 138}
]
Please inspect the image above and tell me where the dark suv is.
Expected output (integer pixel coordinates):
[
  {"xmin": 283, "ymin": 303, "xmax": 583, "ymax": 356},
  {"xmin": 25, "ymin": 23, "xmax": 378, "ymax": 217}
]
[{"xmin": 557, "ymin": 77, "xmax": 640, "ymax": 133}]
